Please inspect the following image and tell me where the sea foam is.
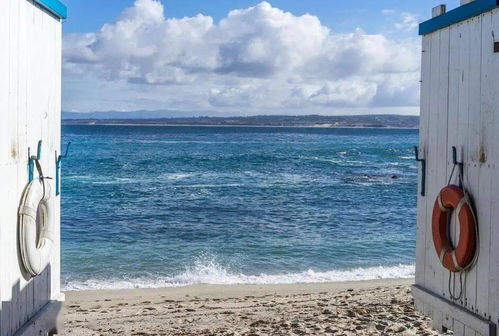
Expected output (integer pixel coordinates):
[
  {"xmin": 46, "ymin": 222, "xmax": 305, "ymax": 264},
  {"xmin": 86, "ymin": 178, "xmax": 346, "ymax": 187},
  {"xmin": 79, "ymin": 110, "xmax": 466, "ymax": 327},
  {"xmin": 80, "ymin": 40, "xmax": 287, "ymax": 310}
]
[{"xmin": 63, "ymin": 259, "xmax": 415, "ymax": 291}]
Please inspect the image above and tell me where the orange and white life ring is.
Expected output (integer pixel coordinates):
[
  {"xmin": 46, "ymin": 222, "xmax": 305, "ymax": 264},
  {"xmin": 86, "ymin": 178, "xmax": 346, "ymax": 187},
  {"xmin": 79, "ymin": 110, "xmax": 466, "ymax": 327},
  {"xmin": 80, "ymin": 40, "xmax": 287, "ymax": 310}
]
[{"xmin": 432, "ymin": 185, "xmax": 477, "ymax": 272}]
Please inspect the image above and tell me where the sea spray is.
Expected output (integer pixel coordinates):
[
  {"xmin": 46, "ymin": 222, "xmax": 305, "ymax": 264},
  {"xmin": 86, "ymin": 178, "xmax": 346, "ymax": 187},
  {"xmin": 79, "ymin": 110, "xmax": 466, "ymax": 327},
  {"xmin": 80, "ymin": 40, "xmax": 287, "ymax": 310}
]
[{"xmin": 63, "ymin": 256, "xmax": 415, "ymax": 291}]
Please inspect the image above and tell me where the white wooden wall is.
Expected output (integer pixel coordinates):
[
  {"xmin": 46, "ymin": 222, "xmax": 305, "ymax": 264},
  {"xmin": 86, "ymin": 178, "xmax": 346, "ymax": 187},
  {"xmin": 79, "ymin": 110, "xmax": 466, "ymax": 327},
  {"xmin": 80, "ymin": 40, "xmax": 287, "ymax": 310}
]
[
  {"xmin": 415, "ymin": 7, "xmax": 499, "ymax": 335},
  {"xmin": 0, "ymin": 0, "xmax": 62, "ymax": 335}
]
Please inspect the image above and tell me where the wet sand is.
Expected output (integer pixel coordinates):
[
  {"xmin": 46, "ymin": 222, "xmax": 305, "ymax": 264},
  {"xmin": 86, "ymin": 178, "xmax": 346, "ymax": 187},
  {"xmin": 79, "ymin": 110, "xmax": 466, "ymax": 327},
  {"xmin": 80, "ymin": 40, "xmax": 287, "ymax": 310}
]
[{"xmin": 64, "ymin": 278, "xmax": 448, "ymax": 335}]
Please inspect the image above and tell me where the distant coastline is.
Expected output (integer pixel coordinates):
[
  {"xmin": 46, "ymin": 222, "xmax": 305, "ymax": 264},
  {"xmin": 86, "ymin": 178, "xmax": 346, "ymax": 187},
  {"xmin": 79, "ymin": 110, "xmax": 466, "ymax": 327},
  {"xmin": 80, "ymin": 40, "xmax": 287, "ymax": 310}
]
[{"xmin": 62, "ymin": 114, "xmax": 419, "ymax": 129}]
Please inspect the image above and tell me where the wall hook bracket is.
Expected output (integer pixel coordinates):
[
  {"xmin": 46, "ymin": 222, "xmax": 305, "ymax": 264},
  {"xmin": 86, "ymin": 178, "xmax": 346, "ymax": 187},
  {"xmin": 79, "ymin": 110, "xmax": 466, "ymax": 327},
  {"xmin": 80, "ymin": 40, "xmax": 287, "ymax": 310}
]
[
  {"xmin": 414, "ymin": 146, "xmax": 426, "ymax": 197},
  {"xmin": 28, "ymin": 140, "xmax": 43, "ymax": 183},
  {"xmin": 55, "ymin": 142, "xmax": 71, "ymax": 196},
  {"xmin": 452, "ymin": 146, "xmax": 464, "ymax": 187}
]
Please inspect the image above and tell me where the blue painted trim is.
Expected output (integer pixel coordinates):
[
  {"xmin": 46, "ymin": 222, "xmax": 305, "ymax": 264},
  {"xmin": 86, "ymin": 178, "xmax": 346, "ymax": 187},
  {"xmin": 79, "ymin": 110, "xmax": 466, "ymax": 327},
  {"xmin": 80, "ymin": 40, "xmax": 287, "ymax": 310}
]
[
  {"xmin": 56, "ymin": 142, "xmax": 71, "ymax": 196},
  {"xmin": 34, "ymin": 0, "xmax": 67, "ymax": 19},
  {"xmin": 419, "ymin": 0, "xmax": 498, "ymax": 35}
]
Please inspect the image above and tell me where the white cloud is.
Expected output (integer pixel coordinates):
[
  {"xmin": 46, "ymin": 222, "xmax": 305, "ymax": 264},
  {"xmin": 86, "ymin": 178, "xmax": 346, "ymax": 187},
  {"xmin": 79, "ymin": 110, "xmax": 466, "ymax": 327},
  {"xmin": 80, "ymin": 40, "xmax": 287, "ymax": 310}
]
[
  {"xmin": 382, "ymin": 9, "xmax": 419, "ymax": 33},
  {"xmin": 381, "ymin": 9, "xmax": 396, "ymax": 16},
  {"xmin": 63, "ymin": 0, "xmax": 421, "ymax": 114},
  {"xmin": 395, "ymin": 12, "xmax": 419, "ymax": 32},
  {"xmin": 308, "ymin": 80, "xmax": 378, "ymax": 107}
]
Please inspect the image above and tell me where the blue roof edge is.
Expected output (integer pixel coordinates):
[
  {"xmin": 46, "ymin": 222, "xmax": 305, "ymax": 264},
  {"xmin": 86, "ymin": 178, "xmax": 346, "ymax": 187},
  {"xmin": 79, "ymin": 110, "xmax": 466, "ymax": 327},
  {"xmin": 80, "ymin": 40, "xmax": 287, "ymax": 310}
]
[
  {"xmin": 419, "ymin": 0, "xmax": 498, "ymax": 35},
  {"xmin": 34, "ymin": 0, "xmax": 67, "ymax": 20}
]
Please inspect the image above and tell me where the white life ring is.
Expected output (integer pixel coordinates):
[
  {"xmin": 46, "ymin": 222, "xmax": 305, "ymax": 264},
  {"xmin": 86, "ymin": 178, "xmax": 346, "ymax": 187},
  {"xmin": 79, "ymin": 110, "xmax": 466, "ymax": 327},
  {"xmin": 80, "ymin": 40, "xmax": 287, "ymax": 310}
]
[{"xmin": 18, "ymin": 178, "xmax": 54, "ymax": 277}]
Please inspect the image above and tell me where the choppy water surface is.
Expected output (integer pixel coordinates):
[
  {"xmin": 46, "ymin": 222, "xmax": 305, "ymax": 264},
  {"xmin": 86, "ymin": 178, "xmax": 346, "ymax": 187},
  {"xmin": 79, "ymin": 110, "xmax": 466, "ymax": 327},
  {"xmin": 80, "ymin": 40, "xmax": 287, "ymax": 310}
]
[{"xmin": 61, "ymin": 125, "xmax": 418, "ymax": 290}]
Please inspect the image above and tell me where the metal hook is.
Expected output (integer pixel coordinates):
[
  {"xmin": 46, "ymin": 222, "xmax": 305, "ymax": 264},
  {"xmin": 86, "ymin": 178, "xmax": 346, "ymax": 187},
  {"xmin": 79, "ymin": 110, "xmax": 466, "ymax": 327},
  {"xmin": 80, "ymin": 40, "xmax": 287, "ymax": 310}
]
[
  {"xmin": 28, "ymin": 140, "xmax": 43, "ymax": 182},
  {"xmin": 55, "ymin": 142, "xmax": 71, "ymax": 196},
  {"xmin": 414, "ymin": 146, "xmax": 426, "ymax": 197},
  {"xmin": 452, "ymin": 146, "xmax": 464, "ymax": 187}
]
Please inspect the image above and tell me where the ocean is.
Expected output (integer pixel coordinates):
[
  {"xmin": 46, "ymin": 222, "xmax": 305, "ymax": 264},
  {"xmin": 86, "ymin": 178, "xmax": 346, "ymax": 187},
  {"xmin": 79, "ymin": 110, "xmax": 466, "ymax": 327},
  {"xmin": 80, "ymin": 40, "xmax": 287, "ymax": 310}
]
[{"xmin": 61, "ymin": 125, "xmax": 418, "ymax": 291}]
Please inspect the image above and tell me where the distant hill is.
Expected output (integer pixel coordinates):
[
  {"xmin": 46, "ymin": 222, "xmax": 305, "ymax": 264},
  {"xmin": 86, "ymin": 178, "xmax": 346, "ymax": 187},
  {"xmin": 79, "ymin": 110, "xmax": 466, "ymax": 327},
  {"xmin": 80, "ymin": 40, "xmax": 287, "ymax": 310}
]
[
  {"xmin": 62, "ymin": 114, "xmax": 419, "ymax": 128},
  {"xmin": 63, "ymin": 110, "xmax": 201, "ymax": 120}
]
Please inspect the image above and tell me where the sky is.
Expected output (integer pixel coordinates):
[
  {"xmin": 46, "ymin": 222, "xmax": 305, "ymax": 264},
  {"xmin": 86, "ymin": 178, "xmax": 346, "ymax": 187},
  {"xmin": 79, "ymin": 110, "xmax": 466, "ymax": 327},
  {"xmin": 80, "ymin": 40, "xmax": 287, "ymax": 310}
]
[{"xmin": 62, "ymin": 0, "xmax": 461, "ymax": 116}]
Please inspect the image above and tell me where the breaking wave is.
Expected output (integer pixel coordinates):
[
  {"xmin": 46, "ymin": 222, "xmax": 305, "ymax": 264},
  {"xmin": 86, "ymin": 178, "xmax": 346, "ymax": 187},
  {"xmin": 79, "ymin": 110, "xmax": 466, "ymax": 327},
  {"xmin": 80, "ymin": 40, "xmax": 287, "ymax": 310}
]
[{"xmin": 63, "ymin": 257, "xmax": 414, "ymax": 291}]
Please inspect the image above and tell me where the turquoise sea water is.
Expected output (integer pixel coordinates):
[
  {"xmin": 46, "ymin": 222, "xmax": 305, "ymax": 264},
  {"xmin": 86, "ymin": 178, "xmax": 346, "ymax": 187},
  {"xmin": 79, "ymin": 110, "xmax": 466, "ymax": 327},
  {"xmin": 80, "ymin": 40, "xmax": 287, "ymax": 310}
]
[{"xmin": 61, "ymin": 125, "xmax": 418, "ymax": 290}]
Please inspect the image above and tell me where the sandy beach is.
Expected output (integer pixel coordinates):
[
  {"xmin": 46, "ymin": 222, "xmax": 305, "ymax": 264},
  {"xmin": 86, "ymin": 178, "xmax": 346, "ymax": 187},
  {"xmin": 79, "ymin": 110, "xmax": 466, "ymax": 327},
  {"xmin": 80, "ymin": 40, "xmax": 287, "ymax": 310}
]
[{"xmin": 64, "ymin": 278, "xmax": 447, "ymax": 335}]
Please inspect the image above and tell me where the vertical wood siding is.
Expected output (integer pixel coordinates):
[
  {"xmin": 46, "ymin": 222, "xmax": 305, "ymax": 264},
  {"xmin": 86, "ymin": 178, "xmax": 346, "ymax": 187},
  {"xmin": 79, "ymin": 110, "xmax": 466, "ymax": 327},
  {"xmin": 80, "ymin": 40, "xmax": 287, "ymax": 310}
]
[
  {"xmin": 416, "ymin": 8, "xmax": 499, "ymax": 335},
  {"xmin": 0, "ymin": 0, "xmax": 62, "ymax": 335}
]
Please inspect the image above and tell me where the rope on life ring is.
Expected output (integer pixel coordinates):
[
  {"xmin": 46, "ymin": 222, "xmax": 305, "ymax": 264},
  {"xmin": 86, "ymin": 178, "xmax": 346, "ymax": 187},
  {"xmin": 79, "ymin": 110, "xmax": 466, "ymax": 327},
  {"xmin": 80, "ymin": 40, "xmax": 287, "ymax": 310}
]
[
  {"xmin": 432, "ymin": 147, "xmax": 480, "ymax": 301},
  {"xmin": 432, "ymin": 185, "xmax": 477, "ymax": 273},
  {"xmin": 18, "ymin": 177, "xmax": 54, "ymax": 277}
]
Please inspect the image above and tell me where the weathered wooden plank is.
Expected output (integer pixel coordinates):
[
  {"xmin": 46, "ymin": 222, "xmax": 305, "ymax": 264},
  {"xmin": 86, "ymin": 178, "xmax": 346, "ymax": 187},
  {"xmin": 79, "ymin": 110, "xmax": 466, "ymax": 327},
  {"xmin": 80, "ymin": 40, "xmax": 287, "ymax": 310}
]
[
  {"xmin": 432, "ymin": 309, "xmax": 445, "ymax": 333},
  {"xmin": 7, "ymin": 0, "xmax": 21, "ymax": 333},
  {"xmin": 413, "ymin": 285, "xmax": 496, "ymax": 335},
  {"xmin": 31, "ymin": 2, "xmax": 45, "ymax": 315},
  {"xmin": 0, "ymin": 0, "xmax": 9, "ymax": 163},
  {"xmin": 471, "ymin": 10, "xmax": 493, "ymax": 321},
  {"xmin": 435, "ymin": 26, "xmax": 451, "ymax": 302},
  {"xmin": 454, "ymin": 19, "xmax": 472, "ymax": 309},
  {"xmin": 18, "ymin": 0, "xmax": 32, "ymax": 328},
  {"xmin": 51, "ymin": 15, "xmax": 63, "ymax": 299},
  {"xmin": 455, "ymin": 321, "xmax": 466, "ymax": 336},
  {"xmin": 424, "ymin": 30, "xmax": 443, "ymax": 295},
  {"xmin": 0, "ymin": 0, "xmax": 10, "ymax": 332},
  {"xmin": 415, "ymin": 34, "xmax": 433, "ymax": 288},
  {"xmin": 15, "ymin": 295, "xmax": 64, "ymax": 336},
  {"xmin": 443, "ymin": 312, "xmax": 454, "ymax": 331},
  {"xmin": 463, "ymin": 15, "xmax": 483, "ymax": 317},
  {"xmin": 465, "ymin": 326, "xmax": 477, "ymax": 336},
  {"xmin": 444, "ymin": 20, "xmax": 462, "ymax": 305},
  {"xmin": 415, "ymin": 298, "xmax": 425, "ymax": 312},
  {"xmin": 485, "ymin": 8, "xmax": 499, "ymax": 325}
]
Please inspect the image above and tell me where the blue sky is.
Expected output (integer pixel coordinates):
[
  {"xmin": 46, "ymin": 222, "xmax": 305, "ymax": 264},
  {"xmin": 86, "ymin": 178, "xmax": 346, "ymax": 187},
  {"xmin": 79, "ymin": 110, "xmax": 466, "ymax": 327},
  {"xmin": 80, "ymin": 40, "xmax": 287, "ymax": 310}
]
[
  {"xmin": 63, "ymin": 0, "xmax": 459, "ymax": 34},
  {"xmin": 62, "ymin": 0, "xmax": 461, "ymax": 116}
]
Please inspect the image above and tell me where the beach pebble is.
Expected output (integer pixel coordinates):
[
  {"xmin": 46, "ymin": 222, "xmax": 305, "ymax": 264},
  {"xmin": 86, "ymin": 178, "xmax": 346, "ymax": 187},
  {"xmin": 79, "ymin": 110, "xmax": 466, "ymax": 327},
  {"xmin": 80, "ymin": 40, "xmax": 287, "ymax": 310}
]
[{"xmin": 387, "ymin": 323, "xmax": 407, "ymax": 333}]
